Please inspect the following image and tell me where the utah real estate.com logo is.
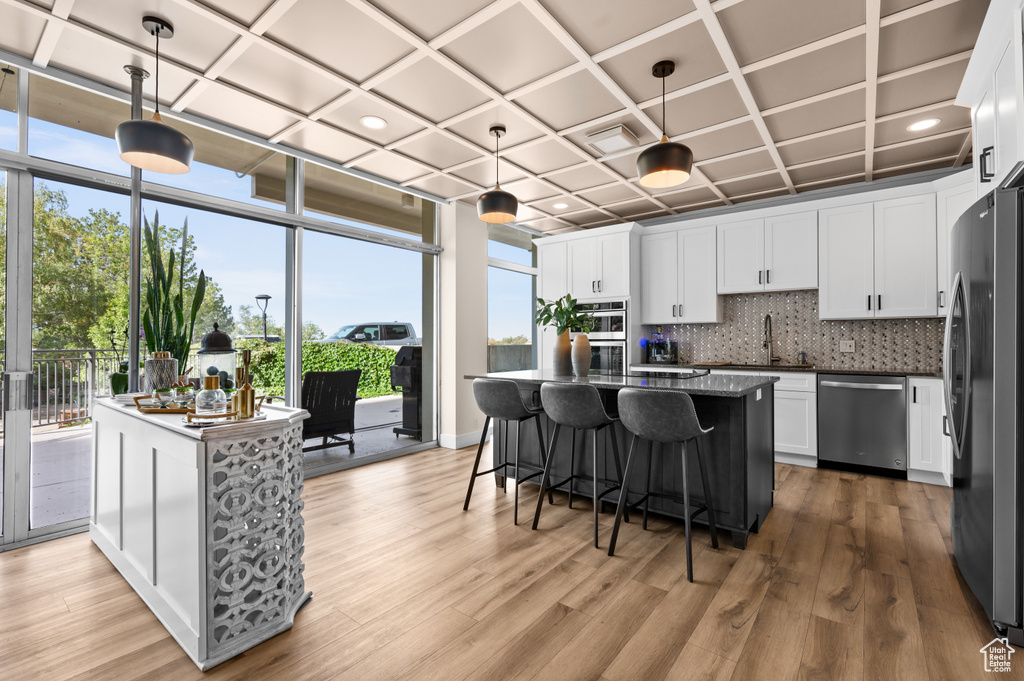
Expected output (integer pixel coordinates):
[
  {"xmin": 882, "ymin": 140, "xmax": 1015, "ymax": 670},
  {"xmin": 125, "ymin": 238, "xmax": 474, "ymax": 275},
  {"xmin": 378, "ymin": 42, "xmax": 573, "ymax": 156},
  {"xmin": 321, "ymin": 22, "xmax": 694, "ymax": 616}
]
[{"xmin": 980, "ymin": 638, "xmax": 1015, "ymax": 673}]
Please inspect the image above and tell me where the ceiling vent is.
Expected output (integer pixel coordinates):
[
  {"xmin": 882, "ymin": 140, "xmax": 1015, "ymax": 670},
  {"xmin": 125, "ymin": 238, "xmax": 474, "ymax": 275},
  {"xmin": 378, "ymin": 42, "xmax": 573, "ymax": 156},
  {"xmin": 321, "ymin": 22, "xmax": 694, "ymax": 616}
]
[{"xmin": 585, "ymin": 124, "xmax": 639, "ymax": 155}]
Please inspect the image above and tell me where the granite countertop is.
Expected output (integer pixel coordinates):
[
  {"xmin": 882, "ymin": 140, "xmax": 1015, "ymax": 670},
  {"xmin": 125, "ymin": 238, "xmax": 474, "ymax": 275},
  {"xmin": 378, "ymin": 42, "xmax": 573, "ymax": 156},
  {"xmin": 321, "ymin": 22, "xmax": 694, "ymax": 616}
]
[
  {"xmin": 466, "ymin": 369, "xmax": 778, "ymax": 398},
  {"xmin": 630, "ymin": 363, "xmax": 942, "ymax": 379}
]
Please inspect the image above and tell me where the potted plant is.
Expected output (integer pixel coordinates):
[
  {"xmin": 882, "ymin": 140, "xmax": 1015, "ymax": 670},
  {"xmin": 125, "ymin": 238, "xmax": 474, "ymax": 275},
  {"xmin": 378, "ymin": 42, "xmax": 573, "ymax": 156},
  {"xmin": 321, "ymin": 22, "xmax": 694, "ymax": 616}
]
[
  {"xmin": 107, "ymin": 325, "xmax": 130, "ymax": 396},
  {"xmin": 141, "ymin": 212, "xmax": 207, "ymax": 393},
  {"xmin": 536, "ymin": 294, "xmax": 595, "ymax": 376}
]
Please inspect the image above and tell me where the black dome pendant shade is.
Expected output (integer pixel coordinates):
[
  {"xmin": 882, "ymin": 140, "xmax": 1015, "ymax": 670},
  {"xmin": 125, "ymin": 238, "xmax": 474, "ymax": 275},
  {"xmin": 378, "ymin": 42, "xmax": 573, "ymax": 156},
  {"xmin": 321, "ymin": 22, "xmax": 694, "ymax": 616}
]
[
  {"xmin": 477, "ymin": 124, "xmax": 518, "ymax": 223},
  {"xmin": 637, "ymin": 60, "xmax": 693, "ymax": 189},
  {"xmin": 116, "ymin": 16, "xmax": 194, "ymax": 174}
]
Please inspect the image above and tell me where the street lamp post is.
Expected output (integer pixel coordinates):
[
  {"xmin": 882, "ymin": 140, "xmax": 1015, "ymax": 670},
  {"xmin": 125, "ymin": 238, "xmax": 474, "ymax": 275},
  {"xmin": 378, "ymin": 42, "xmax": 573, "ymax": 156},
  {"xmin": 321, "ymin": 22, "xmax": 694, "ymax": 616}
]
[{"xmin": 255, "ymin": 294, "xmax": 271, "ymax": 342}]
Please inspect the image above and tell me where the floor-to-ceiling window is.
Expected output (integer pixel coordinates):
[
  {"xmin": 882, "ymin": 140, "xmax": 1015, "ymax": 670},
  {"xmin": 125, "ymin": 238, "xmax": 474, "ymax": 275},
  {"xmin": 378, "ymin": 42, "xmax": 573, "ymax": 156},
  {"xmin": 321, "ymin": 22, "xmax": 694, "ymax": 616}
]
[
  {"xmin": 0, "ymin": 66, "xmax": 441, "ymax": 548},
  {"xmin": 487, "ymin": 224, "xmax": 537, "ymax": 373}
]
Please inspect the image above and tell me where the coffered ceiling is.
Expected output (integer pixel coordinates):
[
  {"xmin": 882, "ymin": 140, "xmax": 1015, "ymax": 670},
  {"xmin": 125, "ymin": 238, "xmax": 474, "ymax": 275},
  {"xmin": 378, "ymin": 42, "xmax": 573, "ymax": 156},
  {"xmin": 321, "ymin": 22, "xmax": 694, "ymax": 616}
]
[{"xmin": 0, "ymin": 0, "xmax": 987, "ymax": 233}]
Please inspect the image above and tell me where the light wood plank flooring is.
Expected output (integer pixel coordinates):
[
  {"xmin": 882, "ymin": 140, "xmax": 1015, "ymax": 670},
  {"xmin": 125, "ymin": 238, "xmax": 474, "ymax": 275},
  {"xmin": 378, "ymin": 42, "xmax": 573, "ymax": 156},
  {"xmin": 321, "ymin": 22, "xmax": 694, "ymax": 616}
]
[{"xmin": 0, "ymin": 445, "xmax": 1019, "ymax": 681}]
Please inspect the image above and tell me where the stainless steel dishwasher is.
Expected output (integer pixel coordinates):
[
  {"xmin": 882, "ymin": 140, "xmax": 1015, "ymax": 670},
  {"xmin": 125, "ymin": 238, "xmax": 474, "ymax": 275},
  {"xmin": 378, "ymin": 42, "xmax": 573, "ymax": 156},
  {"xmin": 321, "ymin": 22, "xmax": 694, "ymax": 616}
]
[{"xmin": 817, "ymin": 374, "xmax": 907, "ymax": 471}]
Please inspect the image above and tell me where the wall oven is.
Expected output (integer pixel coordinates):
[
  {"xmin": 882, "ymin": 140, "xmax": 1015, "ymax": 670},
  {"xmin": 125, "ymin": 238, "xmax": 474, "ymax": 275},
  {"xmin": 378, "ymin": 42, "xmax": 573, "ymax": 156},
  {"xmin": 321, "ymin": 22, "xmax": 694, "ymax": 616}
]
[
  {"xmin": 575, "ymin": 300, "xmax": 627, "ymax": 375},
  {"xmin": 575, "ymin": 300, "xmax": 626, "ymax": 340}
]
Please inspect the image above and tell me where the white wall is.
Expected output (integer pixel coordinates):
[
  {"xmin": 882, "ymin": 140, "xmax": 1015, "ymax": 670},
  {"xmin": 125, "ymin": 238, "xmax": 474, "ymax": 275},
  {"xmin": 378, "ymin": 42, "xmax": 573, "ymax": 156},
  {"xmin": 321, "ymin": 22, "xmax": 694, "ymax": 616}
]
[{"xmin": 438, "ymin": 201, "xmax": 488, "ymax": 449}]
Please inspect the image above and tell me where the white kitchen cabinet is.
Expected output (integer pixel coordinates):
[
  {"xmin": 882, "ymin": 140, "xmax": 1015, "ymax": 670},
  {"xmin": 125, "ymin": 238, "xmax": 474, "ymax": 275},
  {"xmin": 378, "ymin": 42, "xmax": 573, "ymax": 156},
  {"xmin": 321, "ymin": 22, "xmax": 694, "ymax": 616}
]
[
  {"xmin": 908, "ymin": 377, "xmax": 950, "ymax": 486},
  {"xmin": 641, "ymin": 227, "xmax": 721, "ymax": 324},
  {"xmin": 717, "ymin": 212, "xmax": 817, "ymax": 294},
  {"xmin": 567, "ymin": 232, "xmax": 629, "ymax": 299},
  {"xmin": 717, "ymin": 219, "xmax": 763, "ymax": 293},
  {"xmin": 873, "ymin": 195, "xmax": 937, "ymax": 318},
  {"xmin": 764, "ymin": 212, "xmax": 818, "ymax": 291},
  {"xmin": 538, "ymin": 241, "xmax": 568, "ymax": 301},
  {"xmin": 819, "ymin": 197, "xmax": 936, "ymax": 319},
  {"xmin": 819, "ymin": 203, "xmax": 875, "ymax": 319},
  {"xmin": 714, "ymin": 369, "xmax": 817, "ymax": 467},
  {"xmin": 936, "ymin": 181, "xmax": 975, "ymax": 317}
]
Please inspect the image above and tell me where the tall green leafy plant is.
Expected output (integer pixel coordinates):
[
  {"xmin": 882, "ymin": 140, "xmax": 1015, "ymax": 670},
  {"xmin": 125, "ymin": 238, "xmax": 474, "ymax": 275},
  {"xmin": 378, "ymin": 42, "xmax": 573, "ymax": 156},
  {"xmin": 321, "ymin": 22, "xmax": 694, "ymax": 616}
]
[
  {"xmin": 535, "ymin": 294, "xmax": 595, "ymax": 334},
  {"xmin": 142, "ymin": 212, "xmax": 207, "ymax": 368}
]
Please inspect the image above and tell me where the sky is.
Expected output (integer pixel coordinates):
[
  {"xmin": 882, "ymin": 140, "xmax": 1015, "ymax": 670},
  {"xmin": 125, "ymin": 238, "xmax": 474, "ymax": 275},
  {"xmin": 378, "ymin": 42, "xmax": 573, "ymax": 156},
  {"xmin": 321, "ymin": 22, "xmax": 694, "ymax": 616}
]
[{"xmin": 0, "ymin": 107, "xmax": 536, "ymax": 342}]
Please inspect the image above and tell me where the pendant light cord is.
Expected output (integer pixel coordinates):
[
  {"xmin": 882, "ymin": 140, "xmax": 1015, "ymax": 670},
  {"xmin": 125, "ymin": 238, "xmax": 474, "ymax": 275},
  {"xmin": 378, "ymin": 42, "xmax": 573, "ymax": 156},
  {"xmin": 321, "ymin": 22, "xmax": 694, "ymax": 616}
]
[
  {"xmin": 494, "ymin": 132, "xmax": 500, "ymax": 186},
  {"xmin": 661, "ymin": 74, "xmax": 666, "ymax": 137},
  {"xmin": 154, "ymin": 28, "xmax": 160, "ymax": 114}
]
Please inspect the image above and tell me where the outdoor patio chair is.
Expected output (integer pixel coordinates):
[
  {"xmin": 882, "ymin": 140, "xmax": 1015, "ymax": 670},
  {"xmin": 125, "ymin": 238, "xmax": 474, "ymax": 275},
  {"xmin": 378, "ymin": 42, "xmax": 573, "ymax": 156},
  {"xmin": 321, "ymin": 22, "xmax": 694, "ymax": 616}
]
[{"xmin": 266, "ymin": 370, "xmax": 362, "ymax": 453}]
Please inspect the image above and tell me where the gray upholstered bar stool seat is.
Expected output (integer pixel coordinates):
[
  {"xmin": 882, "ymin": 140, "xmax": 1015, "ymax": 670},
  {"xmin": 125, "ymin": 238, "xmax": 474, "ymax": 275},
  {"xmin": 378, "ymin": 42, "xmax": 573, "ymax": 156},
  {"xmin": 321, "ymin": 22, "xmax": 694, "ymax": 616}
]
[
  {"xmin": 532, "ymin": 382, "xmax": 628, "ymax": 548},
  {"xmin": 464, "ymin": 378, "xmax": 552, "ymax": 525},
  {"xmin": 610, "ymin": 388, "xmax": 719, "ymax": 582}
]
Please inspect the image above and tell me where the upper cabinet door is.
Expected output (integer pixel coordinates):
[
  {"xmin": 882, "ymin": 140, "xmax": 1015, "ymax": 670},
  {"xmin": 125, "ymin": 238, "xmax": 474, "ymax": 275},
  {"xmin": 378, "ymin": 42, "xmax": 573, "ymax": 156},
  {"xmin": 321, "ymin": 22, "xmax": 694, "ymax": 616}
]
[
  {"xmin": 819, "ymin": 204, "xmax": 874, "ymax": 319},
  {"xmin": 567, "ymin": 238, "xmax": 598, "ymax": 298},
  {"xmin": 874, "ymin": 195, "xmax": 937, "ymax": 318},
  {"xmin": 764, "ymin": 211, "xmax": 818, "ymax": 291},
  {"xmin": 596, "ymin": 232, "xmax": 630, "ymax": 298},
  {"xmin": 993, "ymin": 41, "xmax": 1018, "ymax": 186},
  {"xmin": 717, "ymin": 219, "xmax": 764, "ymax": 293},
  {"xmin": 936, "ymin": 183, "xmax": 975, "ymax": 317},
  {"xmin": 538, "ymin": 242, "xmax": 568, "ymax": 301},
  {"xmin": 974, "ymin": 88, "xmax": 996, "ymax": 192},
  {"xmin": 640, "ymin": 231, "xmax": 679, "ymax": 324},
  {"xmin": 678, "ymin": 226, "xmax": 722, "ymax": 323}
]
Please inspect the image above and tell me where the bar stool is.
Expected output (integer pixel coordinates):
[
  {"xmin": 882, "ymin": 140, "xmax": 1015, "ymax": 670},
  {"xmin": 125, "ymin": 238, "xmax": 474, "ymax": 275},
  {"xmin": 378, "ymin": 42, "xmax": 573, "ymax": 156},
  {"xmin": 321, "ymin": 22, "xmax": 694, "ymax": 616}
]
[
  {"xmin": 464, "ymin": 378, "xmax": 552, "ymax": 525},
  {"xmin": 609, "ymin": 388, "xmax": 719, "ymax": 582},
  {"xmin": 532, "ymin": 382, "xmax": 628, "ymax": 548}
]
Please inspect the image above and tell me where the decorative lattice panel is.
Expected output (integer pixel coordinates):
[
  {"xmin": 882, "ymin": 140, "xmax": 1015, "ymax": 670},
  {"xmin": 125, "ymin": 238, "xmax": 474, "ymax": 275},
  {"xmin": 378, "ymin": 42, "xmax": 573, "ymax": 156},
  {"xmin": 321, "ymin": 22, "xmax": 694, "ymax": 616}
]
[{"xmin": 205, "ymin": 423, "xmax": 306, "ymax": 657}]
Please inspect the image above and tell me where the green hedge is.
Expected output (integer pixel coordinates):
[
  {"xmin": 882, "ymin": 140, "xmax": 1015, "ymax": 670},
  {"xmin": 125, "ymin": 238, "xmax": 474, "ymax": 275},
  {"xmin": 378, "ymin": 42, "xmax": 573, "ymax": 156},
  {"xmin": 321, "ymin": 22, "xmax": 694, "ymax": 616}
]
[{"xmin": 234, "ymin": 339, "xmax": 399, "ymax": 398}]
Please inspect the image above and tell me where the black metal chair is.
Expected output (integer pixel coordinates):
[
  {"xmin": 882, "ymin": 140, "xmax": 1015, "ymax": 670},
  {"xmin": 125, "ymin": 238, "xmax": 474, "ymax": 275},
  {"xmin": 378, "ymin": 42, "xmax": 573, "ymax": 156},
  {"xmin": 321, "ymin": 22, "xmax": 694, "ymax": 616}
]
[
  {"xmin": 299, "ymin": 370, "xmax": 361, "ymax": 453},
  {"xmin": 464, "ymin": 378, "xmax": 552, "ymax": 525},
  {"xmin": 610, "ymin": 388, "xmax": 719, "ymax": 582},
  {"xmin": 532, "ymin": 382, "xmax": 628, "ymax": 548}
]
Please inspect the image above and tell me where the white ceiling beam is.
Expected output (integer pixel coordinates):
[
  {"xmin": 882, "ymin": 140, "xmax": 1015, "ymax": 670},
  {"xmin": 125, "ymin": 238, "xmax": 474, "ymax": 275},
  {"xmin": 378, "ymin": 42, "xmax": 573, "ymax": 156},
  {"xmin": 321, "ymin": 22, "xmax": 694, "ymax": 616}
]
[
  {"xmin": 875, "ymin": 98, "xmax": 958, "ymax": 123},
  {"xmin": 794, "ymin": 172, "xmax": 866, "ymax": 190},
  {"xmin": 691, "ymin": 0, "xmax": 796, "ymax": 194},
  {"xmin": 436, "ymin": 100, "xmax": 497, "ymax": 129},
  {"xmin": 874, "ymin": 126, "xmax": 971, "ymax": 151},
  {"xmin": 876, "ymin": 154, "xmax": 959, "ymax": 173},
  {"xmin": 877, "ymin": 49, "xmax": 972, "ymax": 83},
  {"xmin": 504, "ymin": 62, "xmax": 587, "ymax": 100},
  {"xmin": 954, "ymin": 131, "xmax": 973, "ymax": 166},
  {"xmin": 865, "ymin": 0, "xmax": 881, "ymax": 181},
  {"xmin": 776, "ymin": 121, "xmax": 866, "ymax": 148},
  {"xmin": 249, "ymin": 0, "xmax": 301, "ymax": 34},
  {"xmin": 742, "ymin": 25, "xmax": 866, "ymax": 75},
  {"xmin": 32, "ymin": 0, "xmax": 75, "ymax": 67},
  {"xmin": 427, "ymin": 0, "xmax": 519, "ymax": 49},
  {"xmin": 590, "ymin": 9, "xmax": 703, "ymax": 63},
  {"xmin": 879, "ymin": 0, "xmax": 962, "ymax": 28}
]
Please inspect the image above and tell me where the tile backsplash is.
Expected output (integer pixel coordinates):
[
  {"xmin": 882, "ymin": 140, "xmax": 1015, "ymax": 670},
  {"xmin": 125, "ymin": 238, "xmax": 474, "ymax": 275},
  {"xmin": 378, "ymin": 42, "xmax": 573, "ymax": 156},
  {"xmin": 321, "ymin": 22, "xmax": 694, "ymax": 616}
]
[{"xmin": 648, "ymin": 289, "xmax": 944, "ymax": 373}]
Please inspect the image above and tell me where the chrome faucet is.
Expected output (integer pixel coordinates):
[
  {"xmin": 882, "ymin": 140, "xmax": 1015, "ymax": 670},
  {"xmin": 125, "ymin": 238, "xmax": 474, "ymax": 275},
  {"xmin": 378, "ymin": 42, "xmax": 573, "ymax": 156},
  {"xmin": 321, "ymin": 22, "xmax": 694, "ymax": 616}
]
[{"xmin": 763, "ymin": 314, "xmax": 781, "ymax": 365}]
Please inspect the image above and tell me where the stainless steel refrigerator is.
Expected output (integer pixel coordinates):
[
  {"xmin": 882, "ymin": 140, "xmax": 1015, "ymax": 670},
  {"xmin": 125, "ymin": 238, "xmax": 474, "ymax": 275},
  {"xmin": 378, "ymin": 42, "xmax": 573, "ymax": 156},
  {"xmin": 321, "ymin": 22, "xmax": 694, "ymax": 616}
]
[{"xmin": 945, "ymin": 167, "xmax": 1024, "ymax": 644}]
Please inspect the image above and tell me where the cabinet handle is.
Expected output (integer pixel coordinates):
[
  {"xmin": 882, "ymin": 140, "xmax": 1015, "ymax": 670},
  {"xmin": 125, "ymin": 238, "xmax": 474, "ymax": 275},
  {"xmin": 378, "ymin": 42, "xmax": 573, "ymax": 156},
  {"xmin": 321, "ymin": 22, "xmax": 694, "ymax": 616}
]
[
  {"xmin": 877, "ymin": 295, "xmax": 882, "ymax": 311},
  {"xmin": 598, "ymin": 280, "xmax": 602, "ymax": 292},
  {"xmin": 913, "ymin": 386, "xmax": 917, "ymax": 403},
  {"xmin": 672, "ymin": 304, "xmax": 677, "ymax": 317},
  {"xmin": 766, "ymin": 269, "xmax": 771, "ymax": 284},
  {"xmin": 867, "ymin": 295, "xmax": 872, "ymax": 311},
  {"xmin": 938, "ymin": 290, "xmax": 945, "ymax": 308},
  {"xmin": 980, "ymin": 146, "xmax": 995, "ymax": 182},
  {"xmin": 758, "ymin": 270, "xmax": 762, "ymax": 285},
  {"xmin": 943, "ymin": 415, "xmax": 950, "ymax": 437},
  {"xmin": 592, "ymin": 281, "xmax": 596, "ymax": 293}
]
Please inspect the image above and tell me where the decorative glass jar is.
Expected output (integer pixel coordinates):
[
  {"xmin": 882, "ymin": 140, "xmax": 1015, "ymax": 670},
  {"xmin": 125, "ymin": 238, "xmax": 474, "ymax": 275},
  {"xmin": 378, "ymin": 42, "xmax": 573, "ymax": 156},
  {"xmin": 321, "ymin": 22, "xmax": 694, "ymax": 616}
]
[
  {"xmin": 196, "ymin": 323, "xmax": 236, "ymax": 389},
  {"xmin": 195, "ymin": 376, "xmax": 228, "ymax": 416}
]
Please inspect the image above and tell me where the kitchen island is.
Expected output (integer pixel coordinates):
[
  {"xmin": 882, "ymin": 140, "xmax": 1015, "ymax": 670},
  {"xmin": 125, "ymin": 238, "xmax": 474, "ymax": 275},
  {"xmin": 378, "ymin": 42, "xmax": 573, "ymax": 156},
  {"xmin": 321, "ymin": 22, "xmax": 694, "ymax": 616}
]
[
  {"xmin": 467, "ymin": 370, "xmax": 778, "ymax": 548},
  {"xmin": 90, "ymin": 399, "xmax": 311, "ymax": 670}
]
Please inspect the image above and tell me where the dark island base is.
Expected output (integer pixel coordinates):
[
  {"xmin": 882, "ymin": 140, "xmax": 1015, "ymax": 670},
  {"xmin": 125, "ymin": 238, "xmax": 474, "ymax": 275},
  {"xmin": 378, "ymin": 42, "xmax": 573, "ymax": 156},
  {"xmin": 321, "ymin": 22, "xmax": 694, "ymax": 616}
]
[{"xmin": 491, "ymin": 387, "xmax": 774, "ymax": 550}]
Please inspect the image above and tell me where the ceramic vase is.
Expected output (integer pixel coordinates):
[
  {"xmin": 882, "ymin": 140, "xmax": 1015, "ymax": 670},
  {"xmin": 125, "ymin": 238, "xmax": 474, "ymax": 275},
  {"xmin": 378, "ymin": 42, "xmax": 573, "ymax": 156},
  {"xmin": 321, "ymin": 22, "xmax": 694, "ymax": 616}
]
[
  {"xmin": 553, "ymin": 329, "xmax": 573, "ymax": 375},
  {"xmin": 144, "ymin": 352, "xmax": 179, "ymax": 394},
  {"xmin": 571, "ymin": 334, "xmax": 592, "ymax": 377}
]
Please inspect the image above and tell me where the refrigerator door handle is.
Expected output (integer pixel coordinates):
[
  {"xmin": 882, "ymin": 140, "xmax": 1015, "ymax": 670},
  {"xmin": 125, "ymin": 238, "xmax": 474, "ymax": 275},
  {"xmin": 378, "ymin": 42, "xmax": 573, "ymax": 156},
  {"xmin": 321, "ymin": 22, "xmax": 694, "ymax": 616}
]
[{"xmin": 943, "ymin": 271, "xmax": 970, "ymax": 460}]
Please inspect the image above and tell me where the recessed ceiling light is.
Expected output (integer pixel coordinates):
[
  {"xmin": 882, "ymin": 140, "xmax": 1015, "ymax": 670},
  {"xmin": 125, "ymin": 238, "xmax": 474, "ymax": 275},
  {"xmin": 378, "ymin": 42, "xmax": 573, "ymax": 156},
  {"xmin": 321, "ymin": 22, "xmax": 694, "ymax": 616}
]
[
  {"xmin": 907, "ymin": 118, "xmax": 940, "ymax": 132},
  {"xmin": 553, "ymin": 202, "xmax": 569, "ymax": 210},
  {"xmin": 360, "ymin": 115, "xmax": 388, "ymax": 130}
]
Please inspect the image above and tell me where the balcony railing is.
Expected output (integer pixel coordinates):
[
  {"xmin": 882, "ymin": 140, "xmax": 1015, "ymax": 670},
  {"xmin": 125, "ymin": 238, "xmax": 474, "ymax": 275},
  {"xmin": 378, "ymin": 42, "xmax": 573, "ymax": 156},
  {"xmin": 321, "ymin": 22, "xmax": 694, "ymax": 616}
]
[{"xmin": 24, "ymin": 349, "xmax": 201, "ymax": 428}]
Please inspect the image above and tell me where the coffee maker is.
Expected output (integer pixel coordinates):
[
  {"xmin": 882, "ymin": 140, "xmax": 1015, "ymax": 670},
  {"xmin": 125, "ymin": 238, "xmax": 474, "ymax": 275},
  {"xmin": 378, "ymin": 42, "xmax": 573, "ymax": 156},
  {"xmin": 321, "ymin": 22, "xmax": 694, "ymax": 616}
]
[{"xmin": 646, "ymin": 327, "xmax": 678, "ymax": 364}]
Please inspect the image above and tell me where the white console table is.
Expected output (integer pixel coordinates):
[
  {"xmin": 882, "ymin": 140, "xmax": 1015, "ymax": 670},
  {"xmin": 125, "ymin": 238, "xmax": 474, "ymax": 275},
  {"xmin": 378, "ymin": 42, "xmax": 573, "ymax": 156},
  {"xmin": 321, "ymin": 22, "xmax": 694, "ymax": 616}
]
[{"xmin": 90, "ymin": 399, "xmax": 310, "ymax": 670}]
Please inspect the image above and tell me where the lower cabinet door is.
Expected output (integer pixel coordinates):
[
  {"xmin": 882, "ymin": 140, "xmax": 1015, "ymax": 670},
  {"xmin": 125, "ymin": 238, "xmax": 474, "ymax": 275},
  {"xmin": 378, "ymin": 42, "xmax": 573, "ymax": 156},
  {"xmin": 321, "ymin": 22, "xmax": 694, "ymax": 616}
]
[
  {"xmin": 908, "ymin": 377, "xmax": 945, "ymax": 475},
  {"xmin": 774, "ymin": 390, "xmax": 817, "ymax": 460}
]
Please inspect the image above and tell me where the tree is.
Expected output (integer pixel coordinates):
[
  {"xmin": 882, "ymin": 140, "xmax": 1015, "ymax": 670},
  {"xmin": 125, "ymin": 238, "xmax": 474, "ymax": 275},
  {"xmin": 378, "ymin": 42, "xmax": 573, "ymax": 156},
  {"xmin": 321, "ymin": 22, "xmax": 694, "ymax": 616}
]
[
  {"xmin": 235, "ymin": 304, "xmax": 284, "ymax": 338},
  {"xmin": 489, "ymin": 335, "xmax": 531, "ymax": 345}
]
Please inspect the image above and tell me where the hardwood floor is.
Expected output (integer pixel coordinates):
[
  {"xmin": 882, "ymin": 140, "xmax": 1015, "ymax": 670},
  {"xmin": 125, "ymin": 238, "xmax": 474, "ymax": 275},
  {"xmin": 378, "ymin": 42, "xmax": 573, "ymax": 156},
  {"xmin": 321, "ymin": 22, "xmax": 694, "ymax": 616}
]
[{"xmin": 0, "ymin": 445, "xmax": 1019, "ymax": 681}]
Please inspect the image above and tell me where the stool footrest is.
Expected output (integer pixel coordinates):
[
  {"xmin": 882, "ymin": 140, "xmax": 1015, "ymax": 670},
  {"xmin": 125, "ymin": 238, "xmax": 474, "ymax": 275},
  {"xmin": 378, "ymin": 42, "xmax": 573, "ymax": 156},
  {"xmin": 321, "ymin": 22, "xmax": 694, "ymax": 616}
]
[{"xmin": 475, "ymin": 461, "xmax": 544, "ymax": 478}]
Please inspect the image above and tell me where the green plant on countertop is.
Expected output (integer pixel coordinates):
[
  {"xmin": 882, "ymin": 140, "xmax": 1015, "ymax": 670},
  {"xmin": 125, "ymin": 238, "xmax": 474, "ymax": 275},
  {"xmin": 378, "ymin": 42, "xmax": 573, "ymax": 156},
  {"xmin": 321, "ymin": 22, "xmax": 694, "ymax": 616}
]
[
  {"xmin": 142, "ymin": 212, "xmax": 207, "ymax": 370},
  {"xmin": 535, "ymin": 294, "xmax": 596, "ymax": 335}
]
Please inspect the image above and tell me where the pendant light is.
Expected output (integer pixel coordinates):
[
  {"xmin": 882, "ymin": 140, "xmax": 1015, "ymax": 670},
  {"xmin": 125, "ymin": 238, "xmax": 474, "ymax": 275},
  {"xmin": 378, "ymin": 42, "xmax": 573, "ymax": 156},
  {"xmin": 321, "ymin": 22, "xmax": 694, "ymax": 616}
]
[
  {"xmin": 636, "ymin": 60, "xmax": 693, "ymax": 189},
  {"xmin": 477, "ymin": 125, "xmax": 518, "ymax": 223},
  {"xmin": 116, "ymin": 16, "xmax": 194, "ymax": 174}
]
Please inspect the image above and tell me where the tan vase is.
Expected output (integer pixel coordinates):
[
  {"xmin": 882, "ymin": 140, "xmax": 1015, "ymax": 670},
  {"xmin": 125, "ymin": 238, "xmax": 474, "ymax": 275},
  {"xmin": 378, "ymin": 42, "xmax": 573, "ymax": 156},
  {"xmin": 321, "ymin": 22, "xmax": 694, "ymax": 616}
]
[
  {"xmin": 571, "ymin": 334, "xmax": 592, "ymax": 377},
  {"xmin": 553, "ymin": 329, "xmax": 573, "ymax": 375}
]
